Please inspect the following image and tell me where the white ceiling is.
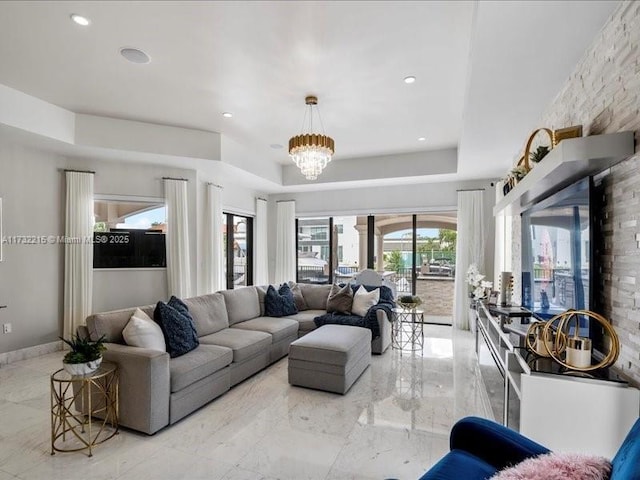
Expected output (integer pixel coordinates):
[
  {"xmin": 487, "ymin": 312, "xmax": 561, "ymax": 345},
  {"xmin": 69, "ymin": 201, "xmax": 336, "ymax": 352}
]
[{"xmin": 0, "ymin": 1, "xmax": 618, "ymax": 191}]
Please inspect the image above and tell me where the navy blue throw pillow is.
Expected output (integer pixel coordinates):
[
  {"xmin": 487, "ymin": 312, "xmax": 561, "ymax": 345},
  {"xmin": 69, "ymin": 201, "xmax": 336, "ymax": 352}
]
[
  {"xmin": 154, "ymin": 300, "xmax": 199, "ymax": 358},
  {"xmin": 265, "ymin": 283, "xmax": 298, "ymax": 317},
  {"xmin": 168, "ymin": 296, "xmax": 192, "ymax": 320}
]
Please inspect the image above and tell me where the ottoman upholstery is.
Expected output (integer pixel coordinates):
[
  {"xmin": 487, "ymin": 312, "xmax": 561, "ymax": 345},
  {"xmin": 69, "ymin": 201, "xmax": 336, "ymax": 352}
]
[{"xmin": 288, "ymin": 324, "xmax": 371, "ymax": 394}]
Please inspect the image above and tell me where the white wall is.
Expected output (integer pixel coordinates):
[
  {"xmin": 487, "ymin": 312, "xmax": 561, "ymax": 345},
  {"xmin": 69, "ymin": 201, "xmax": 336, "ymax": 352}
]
[
  {"xmin": 0, "ymin": 131, "xmax": 201, "ymax": 353},
  {"xmin": 267, "ymin": 179, "xmax": 496, "ymax": 284}
]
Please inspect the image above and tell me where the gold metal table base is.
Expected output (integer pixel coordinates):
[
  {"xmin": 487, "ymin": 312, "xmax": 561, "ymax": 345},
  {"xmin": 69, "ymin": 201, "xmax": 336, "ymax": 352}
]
[{"xmin": 50, "ymin": 362, "xmax": 119, "ymax": 457}]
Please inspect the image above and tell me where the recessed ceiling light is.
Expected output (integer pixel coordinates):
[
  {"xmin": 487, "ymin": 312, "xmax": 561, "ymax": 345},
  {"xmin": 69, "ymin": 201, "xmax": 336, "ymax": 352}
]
[
  {"xmin": 70, "ymin": 14, "xmax": 90, "ymax": 26},
  {"xmin": 270, "ymin": 144, "xmax": 283, "ymax": 149},
  {"xmin": 222, "ymin": 112, "xmax": 233, "ymax": 118},
  {"xmin": 120, "ymin": 47, "xmax": 151, "ymax": 64},
  {"xmin": 404, "ymin": 76, "xmax": 416, "ymax": 84},
  {"xmin": 418, "ymin": 137, "xmax": 426, "ymax": 142}
]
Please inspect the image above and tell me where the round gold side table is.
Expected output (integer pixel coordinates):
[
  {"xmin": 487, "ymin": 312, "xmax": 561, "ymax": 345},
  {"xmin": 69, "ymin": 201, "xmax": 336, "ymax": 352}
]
[{"xmin": 50, "ymin": 361, "xmax": 119, "ymax": 457}]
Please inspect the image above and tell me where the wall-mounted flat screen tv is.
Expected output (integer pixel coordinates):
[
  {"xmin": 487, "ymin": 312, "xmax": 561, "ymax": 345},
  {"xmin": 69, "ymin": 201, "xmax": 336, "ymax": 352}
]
[{"xmin": 521, "ymin": 178, "xmax": 595, "ymax": 337}]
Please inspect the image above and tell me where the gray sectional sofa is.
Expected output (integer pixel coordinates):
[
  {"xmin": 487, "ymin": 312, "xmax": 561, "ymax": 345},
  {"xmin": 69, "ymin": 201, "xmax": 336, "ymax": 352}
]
[{"xmin": 83, "ymin": 283, "xmax": 392, "ymax": 434}]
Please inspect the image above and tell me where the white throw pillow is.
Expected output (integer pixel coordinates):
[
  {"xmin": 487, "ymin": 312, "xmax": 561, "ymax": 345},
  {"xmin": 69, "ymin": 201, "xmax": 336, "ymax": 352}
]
[
  {"xmin": 123, "ymin": 308, "xmax": 166, "ymax": 352},
  {"xmin": 351, "ymin": 286, "xmax": 380, "ymax": 317}
]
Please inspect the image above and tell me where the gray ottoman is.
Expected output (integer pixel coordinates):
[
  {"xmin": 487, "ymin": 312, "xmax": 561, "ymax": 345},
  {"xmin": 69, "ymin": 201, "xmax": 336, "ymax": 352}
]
[{"xmin": 288, "ymin": 324, "xmax": 372, "ymax": 394}]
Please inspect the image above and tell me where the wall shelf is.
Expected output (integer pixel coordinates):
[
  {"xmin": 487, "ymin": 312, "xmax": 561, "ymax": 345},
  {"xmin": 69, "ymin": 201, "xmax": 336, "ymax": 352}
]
[{"xmin": 493, "ymin": 131, "xmax": 635, "ymax": 216}]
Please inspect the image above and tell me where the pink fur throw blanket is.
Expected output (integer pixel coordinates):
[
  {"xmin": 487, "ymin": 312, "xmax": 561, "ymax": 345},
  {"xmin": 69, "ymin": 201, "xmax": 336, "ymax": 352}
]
[{"xmin": 491, "ymin": 452, "xmax": 612, "ymax": 480}]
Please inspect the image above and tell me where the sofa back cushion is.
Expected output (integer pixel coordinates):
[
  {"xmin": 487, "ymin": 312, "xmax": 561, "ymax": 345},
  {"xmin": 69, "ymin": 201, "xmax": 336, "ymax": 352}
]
[
  {"xmin": 86, "ymin": 305, "xmax": 154, "ymax": 343},
  {"xmin": 183, "ymin": 293, "xmax": 229, "ymax": 337},
  {"xmin": 220, "ymin": 286, "xmax": 261, "ymax": 325},
  {"xmin": 299, "ymin": 284, "xmax": 332, "ymax": 310},
  {"xmin": 255, "ymin": 285, "xmax": 269, "ymax": 316}
]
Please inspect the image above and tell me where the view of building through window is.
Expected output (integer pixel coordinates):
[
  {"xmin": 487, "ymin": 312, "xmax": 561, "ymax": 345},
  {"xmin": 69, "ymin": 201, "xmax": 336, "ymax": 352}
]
[{"xmin": 296, "ymin": 214, "xmax": 457, "ymax": 291}]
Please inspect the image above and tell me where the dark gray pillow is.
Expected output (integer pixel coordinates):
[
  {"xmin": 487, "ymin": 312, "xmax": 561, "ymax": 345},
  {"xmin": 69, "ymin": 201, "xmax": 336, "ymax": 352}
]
[
  {"xmin": 154, "ymin": 300, "xmax": 199, "ymax": 358},
  {"xmin": 326, "ymin": 283, "xmax": 353, "ymax": 315},
  {"xmin": 288, "ymin": 281, "xmax": 309, "ymax": 311},
  {"xmin": 265, "ymin": 284, "xmax": 298, "ymax": 317}
]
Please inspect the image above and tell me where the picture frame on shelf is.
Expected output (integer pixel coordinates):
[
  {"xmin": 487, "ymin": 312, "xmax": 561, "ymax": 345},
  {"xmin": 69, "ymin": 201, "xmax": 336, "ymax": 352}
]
[{"xmin": 488, "ymin": 291, "xmax": 499, "ymax": 306}]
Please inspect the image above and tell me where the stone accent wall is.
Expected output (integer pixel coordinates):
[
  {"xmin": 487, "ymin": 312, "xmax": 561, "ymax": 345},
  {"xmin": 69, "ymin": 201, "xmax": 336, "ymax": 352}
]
[
  {"xmin": 513, "ymin": 1, "xmax": 640, "ymax": 382},
  {"xmin": 416, "ymin": 277, "xmax": 454, "ymax": 316}
]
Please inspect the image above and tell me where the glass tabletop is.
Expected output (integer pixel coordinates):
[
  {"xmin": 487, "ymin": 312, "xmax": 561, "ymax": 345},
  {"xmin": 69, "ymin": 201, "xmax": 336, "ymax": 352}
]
[
  {"xmin": 51, "ymin": 361, "xmax": 117, "ymax": 383},
  {"xmin": 392, "ymin": 307, "xmax": 424, "ymax": 315}
]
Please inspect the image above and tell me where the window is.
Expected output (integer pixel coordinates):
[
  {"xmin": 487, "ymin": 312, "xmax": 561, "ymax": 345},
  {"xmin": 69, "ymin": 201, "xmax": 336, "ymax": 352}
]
[
  {"xmin": 297, "ymin": 218, "xmax": 330, "ymax": 284},
  {"xmin": 336, "ymin": 224, "xmax": 344, "ymax": 234},
  {"xmin": 93, "ymin": 199, "xmax": 166, "ymax": 269},
  {"xmin": 224, "ymin": 213, "xmax": 253, "ymax": 289}
]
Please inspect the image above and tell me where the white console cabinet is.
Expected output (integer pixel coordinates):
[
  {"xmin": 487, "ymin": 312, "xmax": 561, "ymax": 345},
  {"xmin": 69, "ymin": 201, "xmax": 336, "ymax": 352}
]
[{"xmin": 475, "ymin": 302, "xmax": 640, "ymax": 457}]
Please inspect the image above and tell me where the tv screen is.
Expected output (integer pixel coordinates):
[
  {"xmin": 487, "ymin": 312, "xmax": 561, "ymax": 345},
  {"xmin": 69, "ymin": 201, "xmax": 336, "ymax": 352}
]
[{"xmin": 521, "ymin": 178, "xmax": 592, "ymax": 330}]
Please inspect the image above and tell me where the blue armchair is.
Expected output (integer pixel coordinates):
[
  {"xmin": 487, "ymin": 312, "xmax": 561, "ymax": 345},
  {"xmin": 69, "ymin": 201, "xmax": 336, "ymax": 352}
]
[{"xmin": 419, "ymin": 416, "xmax": 640, "ymax": 480}]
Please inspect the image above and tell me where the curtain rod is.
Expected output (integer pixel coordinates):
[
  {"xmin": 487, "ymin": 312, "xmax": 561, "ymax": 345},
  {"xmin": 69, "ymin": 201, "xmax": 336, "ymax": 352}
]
[
  {"xmin": 162, "ymin": 176, "xmax": 189, "ymax": 182},
  {"xmin": 276, "ymin": 199, "xmax": 295, "ymax": 203},
  {"xmin": 256, "ymin": 197, "xmax": 267, "ymax": 201},
  {"xmin": 207, "ymin": 182, "xmax": 223, "ymax": 189},
  {"xmin": 456, "ymin": 188, "xmax": 485, "ymax": 192},
  {"xmin": 62, "ymin": 169, "xmax": 95, "ymax": 174}
]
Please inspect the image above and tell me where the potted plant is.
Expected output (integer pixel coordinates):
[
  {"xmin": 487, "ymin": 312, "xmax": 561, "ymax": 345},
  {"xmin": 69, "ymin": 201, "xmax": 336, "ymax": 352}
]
[
  {"xmin": 60, "ymin": 334, "xmax": 107, "ymax": 375},
  {"xmin": 529, "ymin": 145, "xmax": 550, "ymax": 164},
  {"xmin": 510, "ymin": 165, "xmax": 528, "ymax": 183},
  {"xmin": 397, "ymin": 295, "xmax": 422, "ymax": 310}
]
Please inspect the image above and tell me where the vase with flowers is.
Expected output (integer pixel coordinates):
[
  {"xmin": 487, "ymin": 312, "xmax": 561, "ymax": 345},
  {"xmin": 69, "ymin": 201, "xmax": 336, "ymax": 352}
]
[{"xmin": 466, "ymin": 264, "xmax": 493, "ymax": 333}]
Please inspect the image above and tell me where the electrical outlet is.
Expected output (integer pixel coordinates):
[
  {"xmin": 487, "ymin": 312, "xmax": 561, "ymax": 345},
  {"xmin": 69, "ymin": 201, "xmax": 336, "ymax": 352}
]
[{"xmin": 3, "ymin": 323, "xmax": 11, "ymax": 334}]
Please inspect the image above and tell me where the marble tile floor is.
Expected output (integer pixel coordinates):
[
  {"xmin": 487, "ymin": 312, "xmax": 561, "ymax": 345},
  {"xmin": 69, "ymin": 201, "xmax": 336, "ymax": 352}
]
[{"xmin": 0, "ymin": 326, "xmax": 491, "ymax": 480}]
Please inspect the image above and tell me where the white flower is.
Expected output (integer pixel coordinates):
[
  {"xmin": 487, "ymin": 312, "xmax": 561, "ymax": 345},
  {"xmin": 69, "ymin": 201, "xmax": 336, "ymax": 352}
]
[
  {"xmin": 467, "ymin": 264, "xmax": 492, "ymax": 299},
  {"xmin": 472, "ymin": 286, "xmax": 485, "ymax": 300}
]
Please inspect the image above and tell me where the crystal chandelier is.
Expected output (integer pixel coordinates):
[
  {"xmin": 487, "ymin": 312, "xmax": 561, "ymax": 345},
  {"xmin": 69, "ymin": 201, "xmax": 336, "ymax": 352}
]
[{"xmin": 289, "ymin": 95, "xmax": 335, "ymax": 180}]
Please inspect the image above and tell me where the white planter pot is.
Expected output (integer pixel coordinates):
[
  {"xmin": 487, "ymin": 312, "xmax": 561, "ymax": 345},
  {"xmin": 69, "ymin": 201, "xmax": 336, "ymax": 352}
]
[{"xmin": 63, "ymin": 356, "xmax": 102, "ymax": 375}]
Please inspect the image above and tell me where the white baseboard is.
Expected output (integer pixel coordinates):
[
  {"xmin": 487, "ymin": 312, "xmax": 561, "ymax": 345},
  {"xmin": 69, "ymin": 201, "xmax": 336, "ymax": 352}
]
[{"xmin": 0, "ymin": 340, "xmax": 63, "ymax": 366}]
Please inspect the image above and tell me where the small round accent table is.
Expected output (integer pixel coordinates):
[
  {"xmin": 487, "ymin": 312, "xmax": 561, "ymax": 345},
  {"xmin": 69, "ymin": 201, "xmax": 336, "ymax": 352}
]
[
  {"xmin": 50, "ymin": 361, "xmax": 119, "ymax": 457},
  {"xmin": 392, "ymin": 307, "xmax": 425, "ymax": 353}
]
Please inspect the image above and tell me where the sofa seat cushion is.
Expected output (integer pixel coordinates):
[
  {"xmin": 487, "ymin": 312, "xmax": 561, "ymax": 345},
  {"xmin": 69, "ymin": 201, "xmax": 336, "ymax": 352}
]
[
  {"xmin": 199, "ymin": 328, "xmax": 271, "ymax": 363},
  {"xmin": 419, "ymin": 450, "xmax": 497, "ymax": 480},
  {"xmin": 231, "ymin": 317, "xmax": 298, "ymax": 343},
  {"xmin": 169, "ymin": 344, "xmax": 233, "ymax": 393},
  {"xmin": 285, "ymin": 310, "xmax": 327, "ymax": 333}
]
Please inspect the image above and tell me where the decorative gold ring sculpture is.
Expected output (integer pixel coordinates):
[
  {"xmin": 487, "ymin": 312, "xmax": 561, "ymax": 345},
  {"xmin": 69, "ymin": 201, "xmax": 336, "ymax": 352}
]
[
  {"xmin": 526, "ymin": 320, "xmax": 566, "ymax": 358},
  {"xmin": 521, "ymin": 128, "xmax": 556, "ymax": 172},
  {"xmin": 538, "ymin": 310, "xmax": 620, "ymax": 372}
]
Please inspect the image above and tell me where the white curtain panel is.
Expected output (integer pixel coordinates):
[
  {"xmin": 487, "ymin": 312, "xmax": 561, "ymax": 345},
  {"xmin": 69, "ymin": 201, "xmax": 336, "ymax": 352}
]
[
  {"xmin": 164, "ymin": 179, "xmax": 192, "ymax": 298},
  {"xmin": 274, "ymin": 200, "xmax": 296, "ymax": 284},
  {"xmin": 255, "ymin": 198, "xmax": 269, "ymax": 285},
  {"xmin": 203, "ymin": 183, "xmax": 224, "ymax": 293},
  {"xmin": 63, "ymin": 171, "xmax": 94, "ymax": 340},
  {"xmin": 454, "ymin": 190, "xmax": 485, "ymax": 330}
]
